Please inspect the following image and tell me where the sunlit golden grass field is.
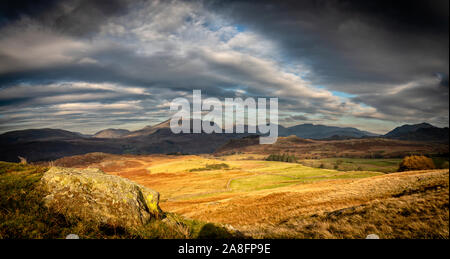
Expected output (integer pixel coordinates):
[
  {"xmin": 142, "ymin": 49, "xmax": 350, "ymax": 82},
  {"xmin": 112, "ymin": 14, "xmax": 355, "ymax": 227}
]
[{"xmin": 52, "ymin": 153, "xmax": 449, "ymax": 239}]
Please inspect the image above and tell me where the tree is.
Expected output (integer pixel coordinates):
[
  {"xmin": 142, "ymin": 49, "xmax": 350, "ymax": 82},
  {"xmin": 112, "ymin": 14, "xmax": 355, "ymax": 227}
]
[
  {"xmin": 266, "ymin": 153, "xmax": 297, "ymax": 163},
  {"xmin": 398, "ymin": 155, "xmax": 435, "ymax": 172}
]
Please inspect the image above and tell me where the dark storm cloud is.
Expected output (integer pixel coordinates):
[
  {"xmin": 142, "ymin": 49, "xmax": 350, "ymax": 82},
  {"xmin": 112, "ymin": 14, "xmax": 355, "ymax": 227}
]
[
  {"xmin": 0, "ymin": 47, "xmax": 244, "ymax": 99},
  {"xmin": 0, "ymin": 0, "xmax": 131, "ymax": 37},
  {"xmin": 436, "ymin": 73, "xmax": 449, "ymax": 88},
  {"xmin": 0, "ymin": 0, "xmax": 59, "ymax": 24},
  {"xmin": 352, "ymin": 80, "xmax": 449, "ymax": 121},
  {"xmin": 0, "ymin": 0, "xmax": 448, "ymax": 133},
  {"xmin": 204, "ymin": 0, "xmax": 449, "ymax": 127},
  {"xmin": 0, "ymin": 40, "xmax": 316, "ymax": 104},
  {"xmin": 206, "ymin": 0, "xmax": 449, "ymax": 88},
  {"xmin": 0, "ymin": 84, "xmax": 147, "ymax": 108}
]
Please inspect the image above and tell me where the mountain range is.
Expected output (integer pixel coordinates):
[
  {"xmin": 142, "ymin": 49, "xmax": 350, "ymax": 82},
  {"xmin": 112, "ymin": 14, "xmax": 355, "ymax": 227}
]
[
  {"xmin": 383, "ymin": 123, "xmax": 449, "ymax": 141},
  {"xmin": 279, "ymin": 124, "xmax": 377, "ymax": 139},
  {"xmin": 93, "ymin": 129, "xmax": 131, "ymax": 139},
  {"xmin": 95, "ymin": 121, "xmax": 379, "ymax": 139},
  {"xmin": 0, "ymin": 121, "xmax": 447, "ymax": 162}
]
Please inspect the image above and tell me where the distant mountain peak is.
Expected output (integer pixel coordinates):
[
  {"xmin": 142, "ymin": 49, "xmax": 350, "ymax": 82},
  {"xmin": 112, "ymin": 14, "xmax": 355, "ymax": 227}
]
[
  {"xmin": 284, "ymin": 123, "xmax": 377, "ymax": 139},
  {"xmin": 150, "ymin": 119, "xmax": 171, "ymax": 129},
  {"xmin": 0, "ymin": 128, "xmax": 84, "ymax": 144},
  {"xmin": 385, "ymin": 123, "xmax": 436, "ymax": 136},
  {"xmin": 416, "ymin": 122, "xmax": 435, "ymax": 127},
  {"xmin": 384, "ymin": 122, "xmax": 447, "ymax": 141},
  {"xmin": 93, "ymin": 129, "xmax": 130, "ymax": 139}
]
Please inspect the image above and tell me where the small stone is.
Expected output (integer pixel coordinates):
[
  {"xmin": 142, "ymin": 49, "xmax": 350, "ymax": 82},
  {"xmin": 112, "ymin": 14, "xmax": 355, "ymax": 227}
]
[
  {"xmin": 66, "ymin": 234, "xmax": 80, "ymax": 239},
  {"xmin": 366, "ymin": 234, "xmax": 380, "ymax": 239}
]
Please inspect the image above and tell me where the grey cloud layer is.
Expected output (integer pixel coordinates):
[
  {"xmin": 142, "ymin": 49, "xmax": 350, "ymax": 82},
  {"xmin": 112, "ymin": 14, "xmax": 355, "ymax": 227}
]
[
  {"xmin": 207, "ymin": 0, "xmax": 449, "ymax": 125},
  {"xmin": 0, "ymin": 0, "xmax": 448, "ymax": 133}
]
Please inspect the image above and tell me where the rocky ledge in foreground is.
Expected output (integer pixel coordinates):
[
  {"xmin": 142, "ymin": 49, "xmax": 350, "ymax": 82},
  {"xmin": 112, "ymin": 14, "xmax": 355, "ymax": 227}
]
[{"xmin": 39, "ymin": 167, "xmax": 161, "ymax": 230}]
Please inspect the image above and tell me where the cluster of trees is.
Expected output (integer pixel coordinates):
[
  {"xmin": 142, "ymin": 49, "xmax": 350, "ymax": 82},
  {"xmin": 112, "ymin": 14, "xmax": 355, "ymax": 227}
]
[
  {"xmin": 266, "ymin": 153, "xmax": 298, "ymax": 163},
  {"xmin": 190, "ymin": 163, "xmax": 230, "ymax": 172},
  {"xmin": 398, "ymin": 155, "xmax": 435, "ymax": 172}
]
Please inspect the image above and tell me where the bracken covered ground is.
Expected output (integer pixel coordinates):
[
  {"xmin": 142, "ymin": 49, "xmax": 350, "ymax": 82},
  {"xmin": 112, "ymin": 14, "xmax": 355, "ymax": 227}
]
[
  {"xmin": 50, "ymin": 153, "xmax": 449, "ymax": 239},
  {"xmin": 215, "ymin": 136, "xmax": 449, "ymax": 159}
]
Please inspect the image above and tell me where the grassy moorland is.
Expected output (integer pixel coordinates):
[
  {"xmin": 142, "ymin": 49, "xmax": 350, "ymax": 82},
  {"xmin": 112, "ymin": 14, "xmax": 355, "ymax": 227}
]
[
  {"xmin": 215, "ymin": 136, "xmax": 449, "ymax": 159},
  {"xmin": 40, "ymin": 153, "xmax": 450, "ymax": 239},
  {"xmin": 0, "ymin": 161, "xmax": 236, "ymax": 239},
  {"xmin": 299, "ymin": 158, "xmax": 403, "ymax": 173},
  {"xmin": 300, "ymin": 157, "xmax": 448, "ymax": 173}
]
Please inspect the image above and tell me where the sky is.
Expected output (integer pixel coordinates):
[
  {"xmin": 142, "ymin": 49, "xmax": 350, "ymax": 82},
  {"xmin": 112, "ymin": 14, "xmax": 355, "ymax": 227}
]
[{"xmin": 0, "ymin": 0, "xmax": 448, "ymax": 135}]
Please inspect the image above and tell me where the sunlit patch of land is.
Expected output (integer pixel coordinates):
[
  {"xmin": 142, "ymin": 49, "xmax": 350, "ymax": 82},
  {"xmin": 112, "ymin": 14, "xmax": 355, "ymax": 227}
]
[
  {"xmin": 300, "ymin": 158, "xmax": 403, "ymax": 173},
  {"xmin": 49, "ymin": 153, "xmax": 449, "ymax": 238}
]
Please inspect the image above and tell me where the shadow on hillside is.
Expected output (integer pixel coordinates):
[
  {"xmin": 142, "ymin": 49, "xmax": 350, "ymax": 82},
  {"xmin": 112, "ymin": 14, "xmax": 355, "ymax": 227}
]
[{"xmin": 197, "ymin": 223, "xmax": 236, "ymax": 239}]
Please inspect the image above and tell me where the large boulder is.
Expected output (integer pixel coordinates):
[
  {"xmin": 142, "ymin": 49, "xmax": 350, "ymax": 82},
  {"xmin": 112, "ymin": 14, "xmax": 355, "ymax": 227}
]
[{"xmin": 40, "ymin": 167, "xmax": 161, "ymax": 229}]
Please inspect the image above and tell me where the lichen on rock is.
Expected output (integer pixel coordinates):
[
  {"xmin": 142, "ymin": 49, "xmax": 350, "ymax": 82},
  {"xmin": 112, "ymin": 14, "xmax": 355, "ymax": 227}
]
[{"xmin": 39, "ymin": 167, "xmax": 161, "ymax": 229}]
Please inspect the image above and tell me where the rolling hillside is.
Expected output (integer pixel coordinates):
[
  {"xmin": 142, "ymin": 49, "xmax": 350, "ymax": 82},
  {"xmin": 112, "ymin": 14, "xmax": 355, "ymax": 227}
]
[
  {"xmin": 0, "ymin": 122, "xmax": 251, "ymax": 162},
  {"xmin": 284, "ymin": 124, "xmax": 377, "ymax": 139},
  {"xmin": 0, "ymin": 121, "xmax": 447, "ymax": 162},
  {"xmin": 215, "ymin": 135, "xmax": 449, "ymax": 159},
  {"xmin": 384, "ymin": 123, "xmax": 449, "ymax": 142},
  {"xmin": 93, "ymin": 129, "xmax": 130, "ymax": 138},
  {"xmin": 0, "ymin": 128, "xmax": 85, "ymax": 144},
  {"xmin": 46, "ymin": 153, "xmax": 449, "ymax": 239}
]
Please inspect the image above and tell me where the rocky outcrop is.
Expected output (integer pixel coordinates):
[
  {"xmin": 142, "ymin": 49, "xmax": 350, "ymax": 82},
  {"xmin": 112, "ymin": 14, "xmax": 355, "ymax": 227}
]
[{"xmin": 40, "ymin": 167, "xmax": 161, "ymax": 229}]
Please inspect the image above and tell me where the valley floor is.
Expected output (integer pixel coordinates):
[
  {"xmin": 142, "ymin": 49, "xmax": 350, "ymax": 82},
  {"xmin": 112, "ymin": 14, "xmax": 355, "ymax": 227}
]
[{"xmin": 53, "ymin": 153, "xmax": 449, "ymax": 239}]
